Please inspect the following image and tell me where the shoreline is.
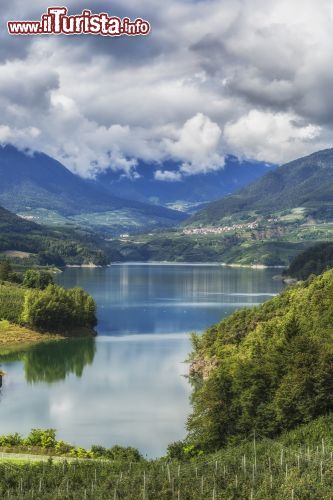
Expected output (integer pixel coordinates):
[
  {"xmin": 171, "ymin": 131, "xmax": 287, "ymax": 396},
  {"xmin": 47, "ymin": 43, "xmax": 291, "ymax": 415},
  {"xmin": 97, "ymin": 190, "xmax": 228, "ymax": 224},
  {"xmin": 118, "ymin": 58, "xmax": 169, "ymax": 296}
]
[
  {"xmin": 107, "ymin": 261, "xmax": 287, "ymax": 269},
  {"xmin": 66, "ymin": 263, "xmax": 102, "ymax": 268},
  {"xmin": 0, "ymin": 324, "xmax": 64, "ymax": 355},
  {"xmin": 0, "ymin": 323, "xmax": 96, "ymax": 353}
]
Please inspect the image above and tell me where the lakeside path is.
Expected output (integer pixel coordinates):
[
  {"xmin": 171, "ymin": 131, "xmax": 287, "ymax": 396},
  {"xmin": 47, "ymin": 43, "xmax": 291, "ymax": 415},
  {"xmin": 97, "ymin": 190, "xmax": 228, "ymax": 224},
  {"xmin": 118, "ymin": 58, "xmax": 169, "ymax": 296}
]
[{"xmin": 0, "ymin": 452, "xmax": 90, "ymax": 463}]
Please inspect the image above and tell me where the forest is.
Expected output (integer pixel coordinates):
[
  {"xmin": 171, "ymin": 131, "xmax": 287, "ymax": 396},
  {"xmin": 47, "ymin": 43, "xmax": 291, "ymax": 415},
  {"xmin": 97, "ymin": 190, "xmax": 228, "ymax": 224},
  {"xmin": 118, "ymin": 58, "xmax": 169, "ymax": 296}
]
[
  {"xmin": 186, "ymin": 269, "xmax": 333, "ymax": 452},
  {"xmin": 286, "ymin": 242, "xmax": 333, "ymax": 280},
  {"xmin": 0, "ymin": 204, "xmax": 109, "ymax": 266}
]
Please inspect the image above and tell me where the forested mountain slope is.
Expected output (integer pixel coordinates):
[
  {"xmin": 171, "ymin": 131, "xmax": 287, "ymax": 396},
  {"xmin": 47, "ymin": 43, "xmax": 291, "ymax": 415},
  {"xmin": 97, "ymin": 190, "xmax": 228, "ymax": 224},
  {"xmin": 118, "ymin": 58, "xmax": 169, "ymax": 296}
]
[
  {"xmin": 188, "ymin": 269, "xmax": 333, "ymax": 451},
  {"xmin": 190, "ymin": 149, "xmax": 333, "ymax": 225}
]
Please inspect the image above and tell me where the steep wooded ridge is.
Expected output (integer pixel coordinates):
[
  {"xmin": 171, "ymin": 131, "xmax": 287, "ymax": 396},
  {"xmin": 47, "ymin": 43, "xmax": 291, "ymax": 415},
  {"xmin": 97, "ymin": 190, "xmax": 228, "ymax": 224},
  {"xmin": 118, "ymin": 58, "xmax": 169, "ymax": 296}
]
[
  {"xmin": 286, "ymin": 242, "xmax": 333, "ymax": 280},
  {"xmin": 0, "ymin": 146, "xmax": 186, "ymax": 234},
  {"xmin": 190, "ymin": 148, "xmax": 333, "ymax": 225},
  {"xmin": 188, "ymin": 269, "xmax": 333, "ymax": 451}
]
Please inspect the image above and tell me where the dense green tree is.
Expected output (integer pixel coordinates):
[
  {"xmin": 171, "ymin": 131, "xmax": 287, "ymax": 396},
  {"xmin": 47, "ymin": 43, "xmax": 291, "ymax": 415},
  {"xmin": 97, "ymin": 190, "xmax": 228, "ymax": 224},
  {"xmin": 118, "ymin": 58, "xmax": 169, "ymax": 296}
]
[
  {"xmin": 90, "ymin": 445, "xmax": 142, "ymax": 461},
  {"xmin": 24, "ymin": 429, "xmax": 56, "ymax": 449},
  {"xmin": 67, "ymin": 288, "xmax": 97, "ymax": 328},
  {"xmin": 23, "ymin": 269, "xmax": 54, "ymax": 289},
  {"xmin": 0, "ymin": 283, "xmax": 25, "ymax": 323},
  {"xmin": 37, "ymin": 251, "xmax": 65, "ymax": 267},
  {"xmin": 287, "ymin": 242, "xmax": 333, "ymax": 280},
  {"xmin": 0, "ymin": 259, "xmax": 12, "ymax": 281}
]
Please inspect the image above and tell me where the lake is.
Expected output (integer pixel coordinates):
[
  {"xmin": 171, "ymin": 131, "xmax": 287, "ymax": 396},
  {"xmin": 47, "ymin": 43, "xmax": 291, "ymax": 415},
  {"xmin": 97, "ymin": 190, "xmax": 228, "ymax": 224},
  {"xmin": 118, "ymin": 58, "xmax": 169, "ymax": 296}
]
[{"xmin": 0, "ymin": 264, "xmax": 284, "ymax": 457}]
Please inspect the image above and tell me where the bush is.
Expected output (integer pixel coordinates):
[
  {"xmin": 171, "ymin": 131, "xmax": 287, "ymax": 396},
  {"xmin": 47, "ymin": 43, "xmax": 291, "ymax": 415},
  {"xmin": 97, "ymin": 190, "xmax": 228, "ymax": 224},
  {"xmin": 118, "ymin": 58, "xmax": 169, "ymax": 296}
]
[
  {"xmin": 0, "ymin": 432, "xmax": 23, "ymax": 447},
  {"xmin": 106, "ymin": 445, "xmax": 142, "ymax": 462},
  {"xmin": 21, "ymin": 284, "xmax": 97, "ymax": 333},
  {"xmin": 0, "ymin": 320, "xmax": 10, "ymax": 331},
  {"xmin": 91, "ymin": 445, "xmax": 142, "ymax": 461},
  {"xmin": 0, "ymin": 283, "xmax": 25, "ymax": 323},
  {"xmin": 90, "ymin": 445, "xmax": 107, "ymax": 457},
  {"xmin": 24, "ymin": 429, "xmax": 56, "ymax": 449},
  {"xmin": 55, "ymin": 440, "xmax": 73, "ymax": 455},
  {"xmin": 70, "ymin": 447, "xmax": 91, "ymax": 459},
  {"xmin": 166, "ymin": 441, "xmax": 186, "ymax": 460}
]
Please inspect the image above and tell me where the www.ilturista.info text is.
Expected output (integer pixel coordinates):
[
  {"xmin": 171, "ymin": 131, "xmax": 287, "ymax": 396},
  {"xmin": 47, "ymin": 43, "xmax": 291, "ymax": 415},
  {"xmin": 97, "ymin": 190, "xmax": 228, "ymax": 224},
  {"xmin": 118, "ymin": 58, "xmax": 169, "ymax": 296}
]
[{"xmin": 8, "ymin": 7, "xmax": 151, "ymax": 37}]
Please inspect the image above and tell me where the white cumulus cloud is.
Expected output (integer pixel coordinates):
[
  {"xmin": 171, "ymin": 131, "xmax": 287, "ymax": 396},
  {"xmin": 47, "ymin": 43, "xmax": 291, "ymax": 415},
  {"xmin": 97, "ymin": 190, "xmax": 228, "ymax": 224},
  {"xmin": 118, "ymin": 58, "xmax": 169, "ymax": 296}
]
[
  {"xmin": 164, "ymin": 113, "xmax": 224, "ymax": 176},
  {"xmin": 154, "ymin": 170, "xmax": 183, "ymax": 182},
  {"xmin": 224, "ymin": 110, "xmax": 324, "ymax": 164}
]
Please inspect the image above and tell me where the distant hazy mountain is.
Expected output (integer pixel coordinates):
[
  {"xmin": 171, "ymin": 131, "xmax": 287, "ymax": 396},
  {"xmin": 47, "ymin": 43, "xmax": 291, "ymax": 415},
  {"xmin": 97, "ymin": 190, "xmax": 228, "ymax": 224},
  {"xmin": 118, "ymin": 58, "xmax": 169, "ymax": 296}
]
[
  {"xmin": 190, "ymin": 149, "xmax": 333, "ymax": 225},
  {"xmin": 0, "ymin": 146, "xmax": 186, "ymax": 234},
  {"xmin": 94, "ymin": 156, "xmax": 276, "ymax": 211}
]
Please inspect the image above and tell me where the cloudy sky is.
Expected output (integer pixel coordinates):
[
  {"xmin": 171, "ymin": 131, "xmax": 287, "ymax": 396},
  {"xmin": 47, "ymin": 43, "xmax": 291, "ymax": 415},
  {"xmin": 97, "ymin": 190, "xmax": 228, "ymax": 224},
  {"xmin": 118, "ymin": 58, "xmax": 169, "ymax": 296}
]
[{"xmin": 0, "ymin": 0, "xmax": 332, "ymax": 179}]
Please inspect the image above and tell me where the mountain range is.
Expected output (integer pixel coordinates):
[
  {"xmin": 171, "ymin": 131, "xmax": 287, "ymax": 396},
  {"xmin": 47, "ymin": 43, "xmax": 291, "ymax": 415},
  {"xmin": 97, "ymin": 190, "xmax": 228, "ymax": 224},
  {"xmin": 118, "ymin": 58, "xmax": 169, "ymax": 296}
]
[
  {"xmin": 1, "ymin": 145, "xmax": 332, "ymax": 266},
  {"xmin": 0, "ymin": 146, "xmax": 186, "ymax": 235},
  {"xmin": 0, "ymin": 146, "xmax": 277, "ymax": 235},
  {"xmin": 107, "ymin": 148, "xmax": 333, "ymax": 265},
  {"xmin": 94, "ymin": 156, "xmax": 275, "ymax": 212}
]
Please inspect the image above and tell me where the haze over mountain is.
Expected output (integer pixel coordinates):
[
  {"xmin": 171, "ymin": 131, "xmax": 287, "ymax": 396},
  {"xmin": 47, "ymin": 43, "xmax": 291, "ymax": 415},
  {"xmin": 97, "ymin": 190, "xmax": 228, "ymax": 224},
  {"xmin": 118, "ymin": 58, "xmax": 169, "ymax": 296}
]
[
  {"xmin": 0, "ymin": 145, "xmax": 276, "ymax": 235},
  {"xmin": 0, "ymin": 146, "xmax": 186, "ymax": 235},
  {"xmin": 190, "ymin": 149, "xmax": 333, "ymax": 225},
  {"xmin": 94, "ymin": 156, "xmax": 275, "ymax": 212}
]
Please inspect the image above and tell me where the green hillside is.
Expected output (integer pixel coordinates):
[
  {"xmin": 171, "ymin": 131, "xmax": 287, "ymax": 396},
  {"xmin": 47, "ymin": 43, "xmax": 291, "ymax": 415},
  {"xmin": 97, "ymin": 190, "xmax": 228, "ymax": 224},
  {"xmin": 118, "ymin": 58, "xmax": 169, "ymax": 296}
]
[
  {"xmin": 106, "ymin": 148, "xmax": 333, "ymax": 266},
  {"xmin": 190, "ymin": 149, "xmax": 333, "ymax": 226},
  {"xmin": 187, "ymin": 269, "xmax": 333, "ymax": 451},
  {"xmin": 0, "ymin": 205, "xmax": 108, "ymax": 266},
  {"xmin": 286, "ymin": 242, "xmax": 333, "ymax": 280}
]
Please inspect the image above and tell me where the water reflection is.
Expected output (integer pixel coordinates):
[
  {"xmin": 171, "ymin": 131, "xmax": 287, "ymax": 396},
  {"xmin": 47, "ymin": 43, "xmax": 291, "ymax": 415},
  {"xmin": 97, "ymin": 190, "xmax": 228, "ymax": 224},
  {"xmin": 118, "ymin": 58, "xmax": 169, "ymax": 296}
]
[
  {"xmin": 0, "ymin": 338, "xmax": 95, "ymax": 385},
  {"xmin": 56, "ymin": 265, "xmax": 283, "ymax": 336}
]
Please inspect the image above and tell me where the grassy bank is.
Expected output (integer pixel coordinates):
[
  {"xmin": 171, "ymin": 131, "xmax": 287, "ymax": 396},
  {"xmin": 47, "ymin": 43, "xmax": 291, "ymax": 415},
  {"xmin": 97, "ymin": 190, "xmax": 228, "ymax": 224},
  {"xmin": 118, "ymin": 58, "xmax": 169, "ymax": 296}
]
[
  {"xmin": 0, "ymin": 320, "xmax": 64, "ymax": 351},
  {"xmin": 0, "ymin": 320, "xmax": 97, "ymax": 353}
]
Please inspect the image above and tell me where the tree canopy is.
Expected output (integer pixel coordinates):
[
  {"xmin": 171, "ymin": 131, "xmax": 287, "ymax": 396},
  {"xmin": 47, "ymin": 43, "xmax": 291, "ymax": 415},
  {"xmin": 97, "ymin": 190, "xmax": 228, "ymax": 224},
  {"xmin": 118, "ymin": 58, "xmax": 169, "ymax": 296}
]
[{"xmin": 187, "ymin": 269, "xmax": 333, "ymax": 451}]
